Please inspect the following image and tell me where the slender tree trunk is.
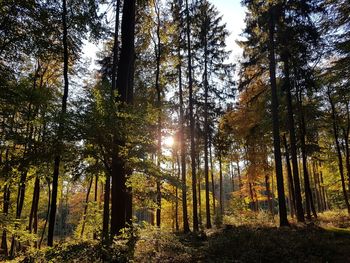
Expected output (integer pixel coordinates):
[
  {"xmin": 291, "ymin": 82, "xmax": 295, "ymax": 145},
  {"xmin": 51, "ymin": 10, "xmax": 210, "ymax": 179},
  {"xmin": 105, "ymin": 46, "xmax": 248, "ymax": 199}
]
[
  {"xmin": 177, "ymin": 9, "xmax": 190, "ymax": 232},
  {"xmin": 39, "ymin": 179, "xmax": 51, "ymax": 249},
  {"xmin": 29, "ymin": 176, "xmax": 40, "ymax": 247},
  {"xmin": 1, "ymin": 185, "xmax": 10, "ymax": 256},
  {"xmin": 102, "ymin": 173, "xmax": 110, "ymax": 243},
  {"xmin": 197, "ymin": 144, "xmax": 202, "ymax": 226},
  {"xmin": 297, "ymin": 91, "xmax": 317, "ymax": 219},
  {"xmin": 219, "ymin": 153, "xmax": 224, "ymax": 215},
  {"xmin": 111, "ymin": 0, "xmax": 121, "ymax": 93},
  {"xmin": 1, "ymin": 149, "xmax": 10, "ymax": 256},
  {"xmin": 80, "ymin": 177, "xmax": 93, "ymax": 238},
  {"xmin": 93, "ymin": 175, "xmax": 98, "ymax": 240},
  {"xmin": 209, "ymin": 140, "xmax": 216, "ymax": 214},
  {"xmin": 175, "ymin": 153, "xmax": 180, "ymax": 231},
  {"xmin": 47, "ymin": 0, "xmax": 69, "ymax": 246},
  {"xmin": 319, "ymin": 170, "xmax": 328, "ymax": 210},
  {"xmin": 265, "ymin": 175, "xmax": 274, "ymax": 216},
  {"xmin": 185, "ymin": 0, "xmax": 198, "ymax": 232},
  {"xmin": 327, "ymin": 88, "xmax": 350, "ymax": 214},
  {"xmin": 154, "ymin": 0, "xmax": 162, "ymax": 228},
  {"xmin": 282, "ymin": 57, "xmax": 304, "ymax": 222},
  {"xmin": 203, "ymin": 22, "xmax": 211, "ymax": 229},
  {"xmin": 283, "ymin": 135, "xmax": 296, "ymax": 217},
  {"xmin": 268, "ymin": 7, "xmax": 289, "ymax": 227},
  {"xmin": 28, "ymin": 176, "xmax": 40, "ymax": 233},
  {"xmin": 342, "ymin": 102, "xmax": 350, "ymax": 192}
]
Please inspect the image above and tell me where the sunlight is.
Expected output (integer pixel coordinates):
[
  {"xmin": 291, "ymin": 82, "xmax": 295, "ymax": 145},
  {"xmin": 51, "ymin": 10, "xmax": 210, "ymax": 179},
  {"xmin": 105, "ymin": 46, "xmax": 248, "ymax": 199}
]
[{"xmin": 163, "ymin": 136, "xmax": 174, "ymax": 148}]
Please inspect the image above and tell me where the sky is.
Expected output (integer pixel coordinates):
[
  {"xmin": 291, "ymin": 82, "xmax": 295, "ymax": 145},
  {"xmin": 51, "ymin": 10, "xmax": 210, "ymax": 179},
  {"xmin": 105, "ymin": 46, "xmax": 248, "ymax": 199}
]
[
  {"xmin": 82, "ymin": 0, "xmax": 246, "ymax": 70},
  {"xmin": 210, "ymin": 0, "xmax": 246, "ymax": 59}
]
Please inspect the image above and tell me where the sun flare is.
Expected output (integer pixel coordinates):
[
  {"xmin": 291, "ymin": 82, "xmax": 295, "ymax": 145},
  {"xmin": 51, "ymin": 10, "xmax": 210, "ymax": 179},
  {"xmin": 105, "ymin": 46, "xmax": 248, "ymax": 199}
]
[{"xmin": 164, "ymin": 136, "xmax": 174, "ymax": 147}]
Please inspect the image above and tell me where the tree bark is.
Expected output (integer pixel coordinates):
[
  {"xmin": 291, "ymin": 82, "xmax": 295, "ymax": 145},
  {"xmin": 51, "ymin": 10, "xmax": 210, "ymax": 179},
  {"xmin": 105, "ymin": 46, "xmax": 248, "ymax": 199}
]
[
  {"xmin": 185, "ymin": 0, "xmax": 198, "ymax": 232},
  {"xmin": 209, "ymin": 140, "xmax": 216, "ymax": 214},
  {"xmin": 268, "ymin": 7, "xmax": 289, "ymax": 227},
  {"xmin": 102, "ymin": 173, "xmax": 110, "ymax": 243},
  {"xmin": 176, "ymin": 5, "xmax": 190, "ymax": 232},
  {"xmin": 203, "ymin": 17, "xmax": 211, "ymax": 229},
  {"xmin": 39, "ymin": 179, "xmax": 51, "ymax": 249},
  {"xmin": 327, "ymin": 88, "xmax": 350, "ymax": 214},
  {"xmin": 283, "ymin": 135, "xmax": 296, "ymax": 217},
  {"xmin": 110, "ymin": 0, "xmax": 136, "ymax": 236},
  {"xmin": 282, "ymin": 56, "xmax": 304, "ymax": 222},
  {"xmin": 47, "ymin": 0, "xmax": 69, "ymax": 246},
  {"xmin": 219, "ymin": 153, "xmax": 224, "ymax": 215},
  {"xmin": 154, "ymin": 0, "xmax": 162, "ymax": 228},
  {"xmin": 297, "ymin": 90, "xmax": 317, "ymax": 219},
  {"xmin": 80, "ymin": 177, "xmax": 93, "ymax": 238}
]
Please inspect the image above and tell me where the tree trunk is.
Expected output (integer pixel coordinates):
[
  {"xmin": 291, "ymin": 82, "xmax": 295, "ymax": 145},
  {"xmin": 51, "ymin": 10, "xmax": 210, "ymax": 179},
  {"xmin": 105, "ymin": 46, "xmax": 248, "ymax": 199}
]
[
  {"xmin": 265, "ymin": 175, "xmax": 274, "ymax": 216},
  {"xmin": 283, "ymin": 134, "xmax": 296, "ymax": 217},
  {"xmin": 197, "ymin": 145, "xmax": 202, "ymax": 226},
  {"xmin": 93, "ymin": 175, "xmax": 98, "ymax": 240},
  {"xmin": 102, "ymin": 173, "xmax": 110, "ymax": 243},
  {"xmin": 219, "ymin": 153, "xmax": 224, "ymax": 215},
  {"xmin": 209, "ymin": 140, "xmax": 216, "ymax": 214},
  {"xmin": 47, "ymin": 0, "xmax": 69, "ymax": 246},
  {"xmin": 80, "ymin": 177, "xmax": 93, "ymax": 238},
  {"xmin": 29, "ymin": 176, "xmax": 40, "ymax": 247},
  {"xmin": 176, "ymin": 6, "xmax": 190, "ymax": 232},
  {"xmin": 342, "ymin": 102, "xmax": 350, "ymax": 192},
  {"xmin": 154, "ymin": 0, "xmax": 162, "ymax": 228},
  {"xmin": 203, "ymin": 20, "xmax": 211, "ymax": 229},
  {"xmin": 111, "ymin": 0, "xmax": 121, "ymax": 93},
  {"xmin": 327, "ymin": 88, "xmax": 350, "ymax": 214},
  {"xmin": 282, "ymin": 56, "xmax": 304, "ymax": 222},
  {"xmin": 297, "ymin": 90, "xmax": 317, "ymax": 219},
  {"xmin": 111, "ymin": 0, "xmax": 136, "ymax": 236},
  {"xmin": 1, "ymin": 185, "xmax": 10, "ymax": 256},
  {"xmin": 185, "ymin": 0, "xmax": 198, "ymax": 232},
  {"xmin": 175, "ymin": 153, "xmax": 180, "ymax": 231},
  {"xmin": 268, "ymin": 7, "xmax": 289, "ymax": 227},
  {"xmin": 39, "ymin": 179, "xmax": 51, "ymax": 249}
]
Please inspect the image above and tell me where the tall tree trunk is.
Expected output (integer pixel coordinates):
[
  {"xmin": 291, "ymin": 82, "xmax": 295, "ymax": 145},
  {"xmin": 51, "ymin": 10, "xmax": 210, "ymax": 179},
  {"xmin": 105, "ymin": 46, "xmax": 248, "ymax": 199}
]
[
  {"xmin": 203, "ymin": 19, "xmax": 211, "ymax": 229},
  {"xmin": 29, "ymin": 176, "xmax": 40, "ymax": 247},
  {"xmin": 319, "ymin": 170, "xmax": 328, "ymax": 210},
  {"xmin": 327, "ymin": 88, "xmax": 350, "ymax": 214},
  {"xmin": 265, "ymin": 175, "xmax": 274, "ymax": 216},
  {"xmin": 1, "ymin": 185, "xmax": 10, "ymax": 256},
  {"xmin": 102, "ymin": 173, "xmax": 111, "ymax": 243},
  {"xmin": 80, "ymin": 177, "xmax": 93, "ymax": 238},
  {"xmin": 177, "ymin": 5, "xmax": 190, "ymax": 232},
  {"xmin": 185, "ymin": 0, "xmax": 198, "ymax": 232},
  {"xmin": 47, "ymin": 0, "xmax": 69, "ymax": 246},
  {"xmin": 1, "ymin": 149, "xmax": 10, "ymax": 256},
  {"xmin": 219, "ymin": 153, "xmax": 224, "ymax": 215},
  {"xmin": 297, "ymin": 90, "xmax": 317, "ymax": 219},
  {"xmin": 268, "ymin": 7, "xmax": 289, "ymax": 227},
  {"xmin": 111, "ymin": 0, "xmax": 136, "ymax": 236},
  {"xmin": 28, "ymin": 176, "xmax": 40, "ymax": 233},
  {"xmin": 154, "ymin": 0, "xmax": 162, "ymax": 228},
  {"xmin": 209, "ymin": 140, "xmax": 216, "ymax": 214},
  {"xmin": 283, "ymin": 135, "xmax": 296, "ymax": 217},
  {"xmin": 93, "ymin": 174, "xmax": 98, "ymax": 240},
  {"xmin": 111, "ymin": 0, "xmax": 121, "ymax": 93},
  {"xmin": 39, "ymin": 178, "xmax": 51, "ymax": 249},
  {"xmin": 342, "ymin": 102, "xmax": 350, "ymax": 192},
  {"xmin": 282, "ymin": 56, "xmax": 304, "ymax": 222},
  {"xmin": 175, "ymin": 153, "xmax": 180, "ymax": 231}
]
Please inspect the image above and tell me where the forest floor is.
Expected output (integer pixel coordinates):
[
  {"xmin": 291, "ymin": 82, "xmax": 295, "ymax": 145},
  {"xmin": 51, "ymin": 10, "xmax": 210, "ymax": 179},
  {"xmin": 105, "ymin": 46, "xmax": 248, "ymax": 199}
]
[{"xmin": 6, "ymin": 210, "xmax": 350, "ymax": 263}]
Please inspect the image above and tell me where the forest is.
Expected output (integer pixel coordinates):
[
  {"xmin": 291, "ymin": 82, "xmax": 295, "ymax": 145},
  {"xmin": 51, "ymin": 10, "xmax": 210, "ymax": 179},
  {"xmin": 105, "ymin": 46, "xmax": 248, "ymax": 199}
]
[{"xmin": 1, "ymin": 0, "xmax": 350, "ymax": 262}]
